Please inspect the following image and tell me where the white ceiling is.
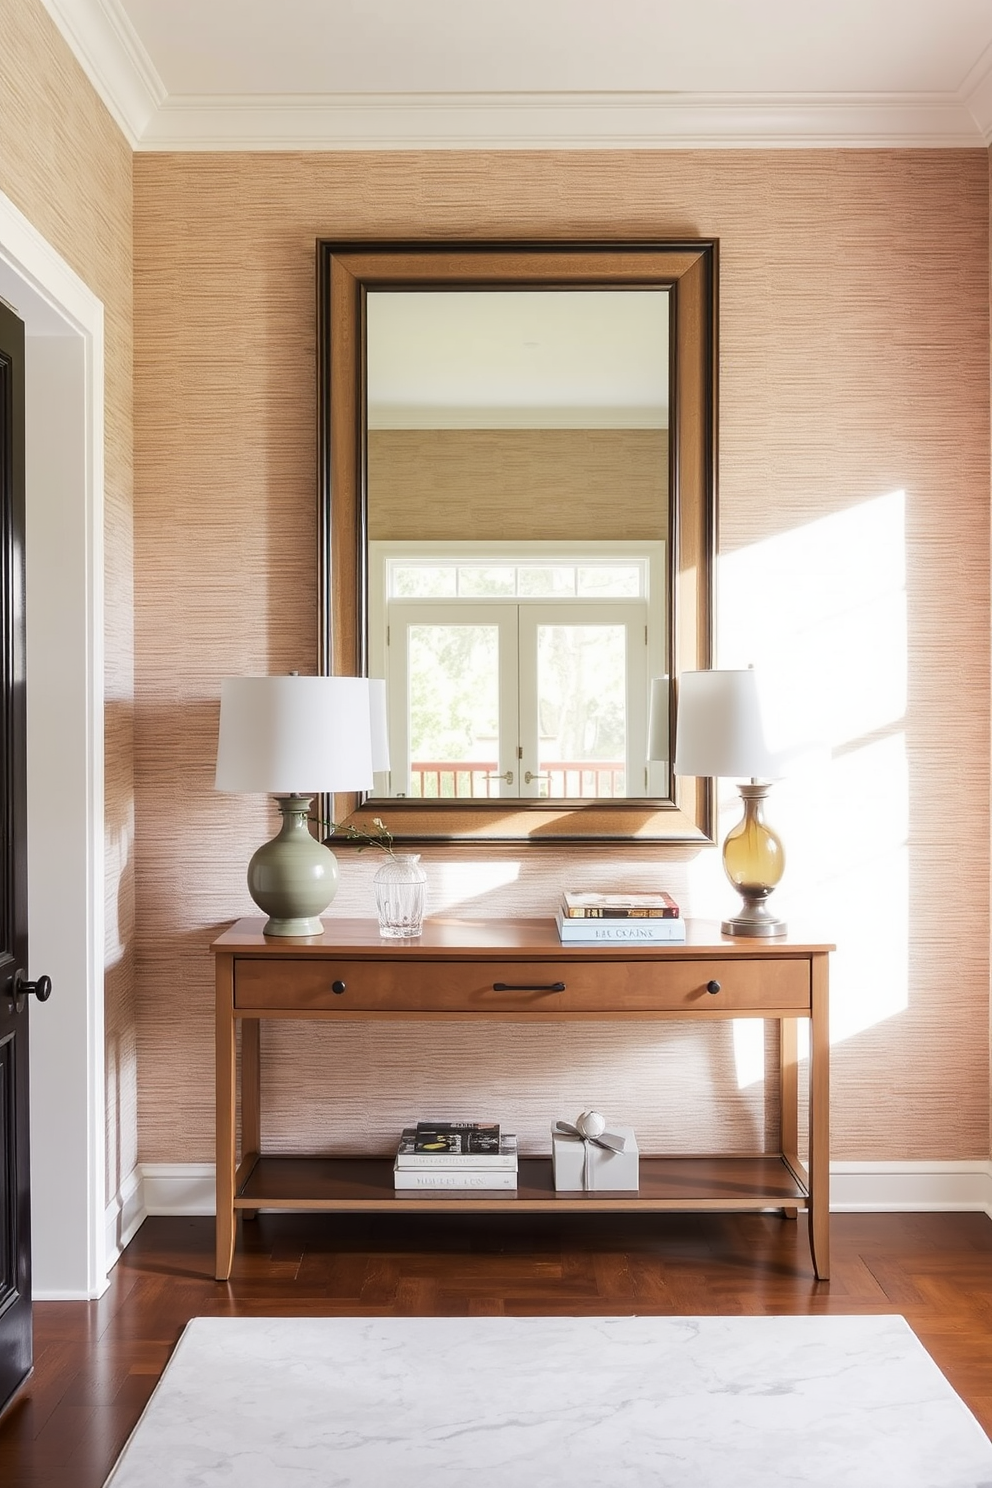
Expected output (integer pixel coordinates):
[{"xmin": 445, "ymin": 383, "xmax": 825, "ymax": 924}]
[{"xmin": 41, "ymin": 0, "xmax": 992, "ymax": 150}]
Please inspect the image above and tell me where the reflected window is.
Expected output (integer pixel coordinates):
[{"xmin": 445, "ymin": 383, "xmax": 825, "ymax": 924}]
[
  {"xmin": 388, "ymin": 556, "xmax": 648, "ymax": 601},
  {"xmin": 370, "ymin": 541, "xmax": 667, "ymax": 799}
]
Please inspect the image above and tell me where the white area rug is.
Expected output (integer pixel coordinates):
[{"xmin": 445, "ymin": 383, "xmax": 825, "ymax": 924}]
[{"xmin": 104, "ymin": 1314, "xmax": 992, "ymax": 1488}]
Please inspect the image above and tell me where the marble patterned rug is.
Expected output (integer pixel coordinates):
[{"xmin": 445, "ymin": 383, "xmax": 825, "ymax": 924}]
[{"xmin": 104, "ymin": 1313, "xmax": 992, "ymax": 1487}]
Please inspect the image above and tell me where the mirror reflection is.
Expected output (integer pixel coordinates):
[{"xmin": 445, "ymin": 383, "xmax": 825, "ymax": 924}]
[{"xmin": 366, "ymin": 289, "xmax": 670, "ymax": 802}]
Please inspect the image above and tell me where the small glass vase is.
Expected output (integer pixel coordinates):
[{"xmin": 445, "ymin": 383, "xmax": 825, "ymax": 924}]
[{"xmin": 373, "ymin": 853, "xmax": 427, "ymax": 938}]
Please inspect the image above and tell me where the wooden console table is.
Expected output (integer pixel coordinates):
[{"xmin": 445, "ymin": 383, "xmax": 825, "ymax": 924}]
[{"xmin": 212, "ymin": 917, "xmax": 832, "ymax": 1281}]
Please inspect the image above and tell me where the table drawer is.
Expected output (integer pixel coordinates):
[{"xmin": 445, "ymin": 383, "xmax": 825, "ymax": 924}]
[{"xmin": 233, "ymin": 955, "xmax": 811, "ymax": 1014}]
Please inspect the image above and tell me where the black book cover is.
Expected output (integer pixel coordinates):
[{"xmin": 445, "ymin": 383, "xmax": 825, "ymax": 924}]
[{"xmin": 413, "ymin": 1121, "xmax": 501, "ymax": 1154}]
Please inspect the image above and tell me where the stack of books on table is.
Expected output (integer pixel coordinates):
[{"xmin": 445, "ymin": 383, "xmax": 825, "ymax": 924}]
[
  {"xmin": 393, "ymin": 1121, "xmax": 518, "ymax": 1192},
  {"xmin": 556, "ymin": 890, "xmax": 686, "ymax": 944}
]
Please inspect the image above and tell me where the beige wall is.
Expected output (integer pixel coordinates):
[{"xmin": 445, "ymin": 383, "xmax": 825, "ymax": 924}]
[
  {"xmin": 369, "ymin": 428, "xmax": 667, "ymax": 540},
  {"xmin": 0, "ymin": 0, "xmax": 135, "ymax": 1207},
  {"xmin": 133, "ymin": 149, "xmax": 990, "ymax": 1167}
]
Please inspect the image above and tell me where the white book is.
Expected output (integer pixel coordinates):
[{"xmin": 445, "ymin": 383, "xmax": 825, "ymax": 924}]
[
  {"xmin": 555, "ymin": 910, "xmax": 686, "ymax": 943},
  {"xmin": 393, "ymin": 1163, "xmax": 518, "ymax": 1191},
  {"xmin": 396, "ymin": 1131, "xmax": 518, "ymax": 1170}
]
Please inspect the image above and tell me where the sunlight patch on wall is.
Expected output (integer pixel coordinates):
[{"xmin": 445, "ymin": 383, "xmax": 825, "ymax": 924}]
[
  {"xmin": 433, "ymin": 858, "xmax": 521, "ymax": 913},
  {"xmin": 716, "ymin": 490, "xmax": 906, "ymax": 755},
  {"xmin": 731, "ymin": 1020, "xmax": 767, "ymax": 1089},
  {"xmin": 703, "ymin": 491, "xmax": 909, "ymax": 1083}
]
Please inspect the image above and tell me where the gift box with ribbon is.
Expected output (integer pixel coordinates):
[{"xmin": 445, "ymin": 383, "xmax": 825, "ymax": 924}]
[{"xmin": 551, "ymin": 1111, "xmax": 639, "ymax": 1192}]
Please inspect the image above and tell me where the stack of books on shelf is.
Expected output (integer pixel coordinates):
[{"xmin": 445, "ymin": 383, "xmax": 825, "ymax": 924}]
[
  {"xmin": 393, "ymin": 1121, "xmax": 518, "ymax": 1192},
  {"xmin": 556, "ymin": 890, "xmax": 686, "ymax": 944}
]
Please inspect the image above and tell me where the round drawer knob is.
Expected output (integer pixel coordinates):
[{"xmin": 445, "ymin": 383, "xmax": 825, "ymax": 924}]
[
  {"xmin": 331, "ymin": 980, "xmax": 346, "ymax": 995},
  {"xmin": 706, "ymin": 979, "xmax": 721, "ymax": 995}
]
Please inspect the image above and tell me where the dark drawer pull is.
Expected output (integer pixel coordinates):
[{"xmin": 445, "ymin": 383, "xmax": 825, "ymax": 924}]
[
  {"xmin": 331, "ymin": 980, "xmax": 346, "ymax": 995},
  {"xmin": 706, "ymin": 979, "xmax": 721, "ymax": 995},
  {"xmin": 492, "ymin": 981, "xmax": 566, "ymax": 993}
]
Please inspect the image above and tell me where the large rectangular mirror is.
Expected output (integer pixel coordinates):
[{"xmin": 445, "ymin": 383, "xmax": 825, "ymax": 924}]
[{"xmin": 318, "ymin": 241, "xmax": 717, "ymax": 844}]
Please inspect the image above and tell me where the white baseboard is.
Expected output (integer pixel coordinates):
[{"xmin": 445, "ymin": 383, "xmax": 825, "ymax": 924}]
[
  {"xmin": 32, "ymin": 1168, "xmax": 141, "ymax": 1302},
  {"xmin": 135, "ymin": 1160, "xmax": 992, "ymax": 1224},
  {"xmin": 141, "ymin": 1162, "xmax": 217, "ymax": 1215},
  {"xmin": 105, "ymin": 1164, "xmax": 145, "ymax": 1259},
  {"xmin": 830, "ymin": 1161, "xmax": 992, "ymax": 1213},
  {"xmin": 32, "ymin": 1286, "xmax": 101, "ymax": 1301},
  {"xmin": 32, "ymin": 1158, "xmax": 989, "ymax": 1298}
]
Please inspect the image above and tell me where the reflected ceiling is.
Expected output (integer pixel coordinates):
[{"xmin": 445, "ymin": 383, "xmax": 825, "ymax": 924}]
[{"xmin": 366, "ymin": 291, "xmax": 670, "ymax": 430}]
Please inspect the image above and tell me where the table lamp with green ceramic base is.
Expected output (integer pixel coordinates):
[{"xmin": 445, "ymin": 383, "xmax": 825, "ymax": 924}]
[{"xmin": 215, "ymin": 674, "xmax": 377, "ymax": 937}]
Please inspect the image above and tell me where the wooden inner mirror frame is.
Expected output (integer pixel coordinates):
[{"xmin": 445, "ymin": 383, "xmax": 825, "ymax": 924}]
[{"xmin": 317, "ymin": 239, "xmax": 718, "ymax": 846}]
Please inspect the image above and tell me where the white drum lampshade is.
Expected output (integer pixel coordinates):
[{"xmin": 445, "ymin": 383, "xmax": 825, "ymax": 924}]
[
  {"xmin": 368, "ymin": 677, "xmax": 390, "ymax": 775},
  {"xmin": 673, "ymin": 668, "xmax": 786, "ymax": 938},
  {"xmin": 216, "ymin": 675, "xmax": 376, "ymax": 937},
  {"xmin": 673, "ymin": 668, "xmax": 777, "ymax": 782},
  {"xmin": 646, "ymin": 676, "xmax": 670, "ymax": 767}
]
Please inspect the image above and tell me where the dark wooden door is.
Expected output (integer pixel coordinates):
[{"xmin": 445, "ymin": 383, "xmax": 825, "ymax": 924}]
[{"xmin": 0, "ymin": 297, "xmax": 32, "ymax": 1411}]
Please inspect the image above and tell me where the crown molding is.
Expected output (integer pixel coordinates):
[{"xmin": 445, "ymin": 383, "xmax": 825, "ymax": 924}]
[
  {"xmin": 959, "ymin": 39, "xmax": 992, "ymax": 142},
  {"xmin": 137, "ymin": 90, "xmax": 988, "ymax": 152},
  {"xmin": 40, "ymin": 0, "xmax": 992, "ymax": 151},
  {"xmin": 38, "ymin": 0, "xmax": 165, "ymax": 146}
]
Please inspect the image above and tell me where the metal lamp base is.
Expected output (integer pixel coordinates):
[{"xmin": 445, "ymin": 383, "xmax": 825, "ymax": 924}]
[
  {"xmin": 721, "ymin": 895, "xmax": 787, "ymax": 938},
  {"xmin": 721, "ymin": 914, "xmax": 788, "ymax": 938}
]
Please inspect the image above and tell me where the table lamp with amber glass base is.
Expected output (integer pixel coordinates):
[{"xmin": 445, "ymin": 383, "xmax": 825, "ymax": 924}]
[{"xmin": 672, "ymin": 668, "xmax": 786, "ymax": 938}]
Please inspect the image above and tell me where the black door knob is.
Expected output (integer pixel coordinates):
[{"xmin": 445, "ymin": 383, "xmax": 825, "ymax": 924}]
[
  {"xmin": 15, "ymin": 970, "xmax": 53, "ymax": 1002},
  {"xmin": 331, "ymin": 980, "xmax": 346, "ymax": 995},
  {"xmin": 706, "ymin": 979, "xmax": 721, "ymax": 995}
]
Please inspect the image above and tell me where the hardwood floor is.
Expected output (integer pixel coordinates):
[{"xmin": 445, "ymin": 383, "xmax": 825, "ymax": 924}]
[{"xmin": 2, "ymin": 1210, "xmax": 992, "ymax": 1486}]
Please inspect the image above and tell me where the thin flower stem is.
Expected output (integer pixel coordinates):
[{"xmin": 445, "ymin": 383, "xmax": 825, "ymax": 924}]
[{"xmin": 308, "ymin": 814, "xmax": 395, "ymax": 856}]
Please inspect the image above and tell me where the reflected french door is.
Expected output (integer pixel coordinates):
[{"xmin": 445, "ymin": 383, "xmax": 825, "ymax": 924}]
[{"xmin": 387, "ymin": 600, "xmax": 647, "ymax": 799}]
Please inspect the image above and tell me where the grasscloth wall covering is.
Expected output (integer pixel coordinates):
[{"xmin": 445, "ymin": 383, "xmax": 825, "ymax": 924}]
[
  {"xmin": 368, "ymin": 429, "xmax": 667, "ymax": 539},
  {"xmin": 0, "ymin": 0, "xmax": 135, "ymax": 1208},
  {"xmin": 133, "ymin": 150, "xmax": 989, "ymax": 1167}
]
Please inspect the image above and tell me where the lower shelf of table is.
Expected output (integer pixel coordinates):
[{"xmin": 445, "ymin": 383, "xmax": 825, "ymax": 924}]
[{"xmin": 233, "ymin": 1155, "xmax": 808, "ymax": 1213}]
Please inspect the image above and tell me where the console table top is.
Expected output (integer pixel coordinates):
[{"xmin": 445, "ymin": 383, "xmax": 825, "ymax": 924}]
[{"xmin": 212, "ymin": 916, "xmax": 834, "ymax": 959}]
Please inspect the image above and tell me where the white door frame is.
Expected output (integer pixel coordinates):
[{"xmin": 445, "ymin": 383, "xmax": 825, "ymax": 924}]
[{"xmin": 0, "ymin": 189, "xmax": 107, "ymax": 1299}]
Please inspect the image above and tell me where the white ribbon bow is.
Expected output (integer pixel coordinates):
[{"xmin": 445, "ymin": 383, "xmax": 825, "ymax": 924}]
[{"xmin": 555, "ymin": 1115, "xmax": 627, "ymax": 1190}]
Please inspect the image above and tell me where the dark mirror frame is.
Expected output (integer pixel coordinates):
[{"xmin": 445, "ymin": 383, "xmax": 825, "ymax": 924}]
[{"xmin": 317, "ymin": 239, "xmax": 718, "ymax": 846}]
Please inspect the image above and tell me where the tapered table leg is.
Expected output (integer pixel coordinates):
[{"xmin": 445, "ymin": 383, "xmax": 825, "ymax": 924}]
[
  {"xmin": 808, "ymin": 953, "xmax": 831, "ymax": 1280},
  {"xmin": 780, "ymin": 1017, "xmax": 800, "ymax": 1220},
  {"xmin": 214, "ymin": 953, "xmax": 237, "ymax": 1281},
  {"xmin": 240, "ymin": 1019, "xmax": 261, "ymax": 1220}
]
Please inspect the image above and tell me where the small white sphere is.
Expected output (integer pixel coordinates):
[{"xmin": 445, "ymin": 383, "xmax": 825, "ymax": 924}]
[{"xmin": 576, "ymin": 1110, "xmax": 606, "ymax": 1138}]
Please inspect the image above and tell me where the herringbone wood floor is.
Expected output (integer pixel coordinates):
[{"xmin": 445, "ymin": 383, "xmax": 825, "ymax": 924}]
[{"xmin": 2, "ymin": 1211, "xmax": 991, "ymax": 1486}]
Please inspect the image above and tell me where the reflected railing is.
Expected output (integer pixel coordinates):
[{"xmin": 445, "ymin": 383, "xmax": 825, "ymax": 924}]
[{"xmin": 409, "ymin": 761, "xmax": 626, "ymax": 799}]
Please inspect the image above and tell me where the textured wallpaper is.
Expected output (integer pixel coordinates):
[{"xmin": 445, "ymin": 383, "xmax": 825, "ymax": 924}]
[
  {"xmin": 368, "ymin": 428, "xmax": 667, "ymax": 539},
  {"xmin": 132, "ymin": 148, "xmax": 990, "ymax": 1167},
  {"xmin": 0, "ymin": 0, "xmax": 136, "ymax": 1207}
]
